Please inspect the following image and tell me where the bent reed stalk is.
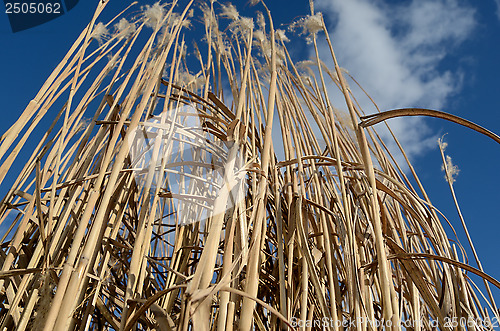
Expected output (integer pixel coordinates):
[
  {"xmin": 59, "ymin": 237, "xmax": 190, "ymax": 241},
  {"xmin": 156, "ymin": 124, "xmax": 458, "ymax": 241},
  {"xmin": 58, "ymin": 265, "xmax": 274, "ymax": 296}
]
[{"xmin": 0, "ymin": 1, "xmax": 498, "ymax": 330}]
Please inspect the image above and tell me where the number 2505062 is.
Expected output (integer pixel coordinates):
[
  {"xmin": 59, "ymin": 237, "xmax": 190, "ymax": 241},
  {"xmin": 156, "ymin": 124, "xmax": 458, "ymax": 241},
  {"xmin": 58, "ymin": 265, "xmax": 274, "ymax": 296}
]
[{"xmin": 5, "ymin": 2, "xmax": 62, "ymax": 14}]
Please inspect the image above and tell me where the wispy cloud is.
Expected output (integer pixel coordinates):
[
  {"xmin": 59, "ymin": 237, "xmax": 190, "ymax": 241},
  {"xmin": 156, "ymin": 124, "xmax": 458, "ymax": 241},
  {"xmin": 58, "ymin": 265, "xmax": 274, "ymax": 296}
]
[
  {"xmin": 315, "ymin": 0, "xmax": 476, "ymax": 164},
  {"xmin": 495, "ymin": 0, "xmax": 500, "ymax": 20}
]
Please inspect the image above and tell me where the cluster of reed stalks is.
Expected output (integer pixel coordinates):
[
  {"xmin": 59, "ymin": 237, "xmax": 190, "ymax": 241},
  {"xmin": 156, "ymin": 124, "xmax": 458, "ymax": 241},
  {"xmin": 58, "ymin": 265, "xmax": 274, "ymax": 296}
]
[{"xmin": 0, "ymin": 1, "xmax": 499, "ymax": 330}]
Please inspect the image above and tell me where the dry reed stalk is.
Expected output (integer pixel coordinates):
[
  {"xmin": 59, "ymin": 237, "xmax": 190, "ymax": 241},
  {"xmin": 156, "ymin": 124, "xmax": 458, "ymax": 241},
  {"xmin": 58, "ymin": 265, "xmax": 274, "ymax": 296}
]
[{"xmin": 0, "ymin": 1, "xmax": 498, "ymax": 330}]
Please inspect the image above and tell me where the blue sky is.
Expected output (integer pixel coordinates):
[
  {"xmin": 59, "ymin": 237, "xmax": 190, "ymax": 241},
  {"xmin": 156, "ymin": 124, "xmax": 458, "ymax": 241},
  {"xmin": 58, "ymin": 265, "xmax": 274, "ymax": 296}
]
[{"xmin": 1, "ymin": 0, "xmax": 500, "ymax": 307}]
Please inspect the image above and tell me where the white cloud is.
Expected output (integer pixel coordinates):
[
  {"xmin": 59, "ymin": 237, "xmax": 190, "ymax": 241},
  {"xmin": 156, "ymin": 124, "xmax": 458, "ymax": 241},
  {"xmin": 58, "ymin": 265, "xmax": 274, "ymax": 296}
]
[
  {"xmin": 496, "ymin": 0, "xmax": 500, "ymax": 20},
  {"xmin": 315, "ymin": 0, "xmax": 476, "ymax": 165}
]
